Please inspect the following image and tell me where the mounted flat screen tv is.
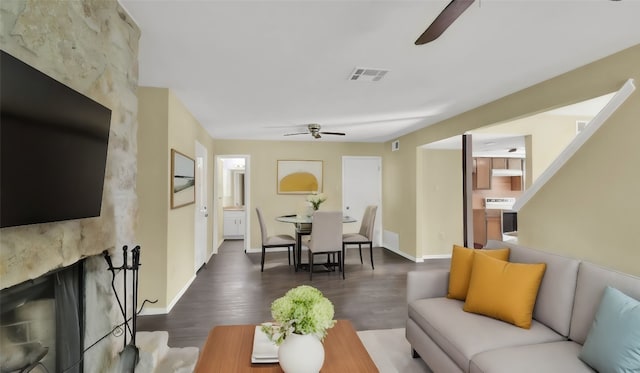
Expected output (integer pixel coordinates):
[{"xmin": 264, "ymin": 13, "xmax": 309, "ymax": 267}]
[{"xmin": 0, "ymin": 50, "xmax": 112, "ymax": 228}]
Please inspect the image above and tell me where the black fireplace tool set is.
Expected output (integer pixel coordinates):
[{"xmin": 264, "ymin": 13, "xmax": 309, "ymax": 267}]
[{"xmin": 103, "ymin": 245, "xmax": 141, "ymax": 372}]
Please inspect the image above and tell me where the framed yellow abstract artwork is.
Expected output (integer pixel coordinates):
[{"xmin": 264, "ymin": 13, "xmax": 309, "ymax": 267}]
[{"xmin": 277, "ymin": 160, "xmax": 323, "ymax": 194}]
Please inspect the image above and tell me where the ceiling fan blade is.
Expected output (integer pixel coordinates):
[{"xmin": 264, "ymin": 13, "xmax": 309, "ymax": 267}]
[
  {"xmin": 415, "ymin": 0, "xmax": 474, "ymax": 45},
  {"xmin": 283, "ymin": 132, "xmax": 308, "ymax": 136},
  {"xmin": 319, "ymin": 132, "xmax": 346, "ymax": 136}
]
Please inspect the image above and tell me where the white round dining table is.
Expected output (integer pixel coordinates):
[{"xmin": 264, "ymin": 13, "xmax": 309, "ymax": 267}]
[{"xmin": 275, "ymin": 214, "xmax": 357, "ymax": 271}]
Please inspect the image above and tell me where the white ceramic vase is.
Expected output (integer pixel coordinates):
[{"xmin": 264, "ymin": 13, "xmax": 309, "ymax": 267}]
[
  {"xmin": 278, "ymin": 333, "xmax": 325, "ymax": 373},
  {"xmin": 305, "ymin": 204, "xmax": 315, "ymax": 217}
]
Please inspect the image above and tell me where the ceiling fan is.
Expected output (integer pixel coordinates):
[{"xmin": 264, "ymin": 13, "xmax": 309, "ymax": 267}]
[
  {"xmin": 415, "ymin": 0, "xmax": 475, "ymax": 45},
  {"xmin": 284, "ymin": 124, "xmax": 346, "ymax": 139}
]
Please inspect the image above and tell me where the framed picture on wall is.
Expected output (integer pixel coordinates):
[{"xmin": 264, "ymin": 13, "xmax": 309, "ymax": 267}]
[
  {"xmin": 277, "ymin": 160, "xmax": 323, "ymax": 194},
  {"xmin": 171, "ymin": 149, "xmax": 195, "ymax": 208}
]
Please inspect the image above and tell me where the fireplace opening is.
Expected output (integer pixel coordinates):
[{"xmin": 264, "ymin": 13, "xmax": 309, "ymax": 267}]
[{"xmin": 0, "ymin": 260, "xmax": 84, "ymax": 373}]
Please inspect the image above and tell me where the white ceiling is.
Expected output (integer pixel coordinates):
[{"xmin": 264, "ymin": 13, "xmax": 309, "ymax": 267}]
[{"xmin": 120, "ymin": 0, "xmax": 640, "ymax": 143}]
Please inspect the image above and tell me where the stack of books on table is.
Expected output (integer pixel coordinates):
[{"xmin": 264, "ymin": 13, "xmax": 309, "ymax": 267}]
[{"xmin": 251, "ymin": 326, "xmax": 279, "ymax": 364}]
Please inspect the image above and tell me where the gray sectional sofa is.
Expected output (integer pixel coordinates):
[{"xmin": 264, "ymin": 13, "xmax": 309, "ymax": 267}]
[{"xmin": 406, "ymin": 240, "xmax": 640, "ymax": 373}]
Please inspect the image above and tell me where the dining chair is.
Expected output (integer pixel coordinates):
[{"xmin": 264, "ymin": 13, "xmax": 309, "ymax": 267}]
[
  {"xmin": 256, "ymin": 208, "xmax": 296, "ymax": 272},
  {"xmin": 304, "ymin": 211, "xmax": 344, "ymax": 280},
  {"xmin": 342, "ymin": 205, "xmax": 378, "ymax": 269}
]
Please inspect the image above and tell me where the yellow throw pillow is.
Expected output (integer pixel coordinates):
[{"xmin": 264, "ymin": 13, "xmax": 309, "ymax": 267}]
[
  {"xmin": 463, "ymin": 253, "xmax": 546, "ymax": 329},
  {"xmin": 447, "ymin": 245, "xmax": 510, "ymax": 301}
]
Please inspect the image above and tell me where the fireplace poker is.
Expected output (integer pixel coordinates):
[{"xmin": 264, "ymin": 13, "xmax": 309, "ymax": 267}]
[
  {"xmin": 120, "ymin": 245, "xmax": 140, "ymax": 372},
  {"xmin": 123, "ymin": 245, "xmax": 128, "ymax": 347},
  {"xmin": 131, "ymin": 245, "xmax": 140, "ymax": 346},
  {"xmin": 103, "ymin": 246, "xmax": 141, "ymax": 371},
  {"xmin": 102, "ymin": 249, "xmax": 133, "ymax": 339}
]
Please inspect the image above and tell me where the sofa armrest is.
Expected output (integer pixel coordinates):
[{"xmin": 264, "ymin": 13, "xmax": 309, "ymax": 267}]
[{"xmin": 407, "ymin": 269, "xmax": 450, "ymax": 304}]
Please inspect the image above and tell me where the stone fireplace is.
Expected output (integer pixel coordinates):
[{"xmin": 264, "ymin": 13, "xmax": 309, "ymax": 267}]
[
  {"xmin": 0, "ymin": 1, "xmax": 140, "ymax": 372},
  {"xmin": 1, "ymin": 260, "xmax": 84, "ymax": 372}
]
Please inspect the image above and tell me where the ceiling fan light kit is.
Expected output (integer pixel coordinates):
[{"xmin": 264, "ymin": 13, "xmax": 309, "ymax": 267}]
[
  {"xmin": 284, "ymin": 124, "xmax": 346, "ymax": 139},
  {"xmin": 415, "ymin": 0, "xmax": 475, "ymax": 45}
]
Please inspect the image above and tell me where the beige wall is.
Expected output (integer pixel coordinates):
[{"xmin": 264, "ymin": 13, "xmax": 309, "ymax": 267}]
[
  {"xmin": 527, "ymin": 114, "xmax": 587, "ymax": 182},
  {"xmin": 418, "ymin": 149, "xmax": 463, "ymax": 257},
  {"xmin": 137, "ymin": 87, "xmax": 216, "ymax": 311},
  {"xmin": 213, "ymin": 140, "xmax": 383, "ymax": 250},
  {"xmin": 167, "ymin": 91, "xmax": 215, "ymax": 300},
  {"xmin": 384, "ymin": 44, "xmax": 640, "ymax": 275},
  {"xmin": 137, "ymin": 88, "xmax": 169, "ymax": 309},
  {"xmin": 382, "ymin": 138, "xmax": 418, "ymax": 256}
]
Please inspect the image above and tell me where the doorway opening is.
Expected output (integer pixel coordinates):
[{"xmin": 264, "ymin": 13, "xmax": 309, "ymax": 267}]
[
  {"xmin": 418, "ymin": 90, "xmax": 621, "ymax": 258},
  {"xmin": 215, "ymin": 155, "xmax": 250, "ymax": 253}
]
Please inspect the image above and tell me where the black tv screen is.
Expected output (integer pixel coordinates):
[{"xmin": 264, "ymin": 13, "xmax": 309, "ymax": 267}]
[{"xmin": 1, "ymin": 50, "xmax": 112, "ymax": 228}]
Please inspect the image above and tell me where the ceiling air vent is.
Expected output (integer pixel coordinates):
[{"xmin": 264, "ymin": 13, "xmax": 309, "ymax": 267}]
[{"xmin": 349, "ymin": 67, "xmax": 388, "ymax": 82}]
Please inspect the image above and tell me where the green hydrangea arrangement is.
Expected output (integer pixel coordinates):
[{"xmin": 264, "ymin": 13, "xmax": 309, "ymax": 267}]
[{"xmin": 261, "ymin": 285, "xmax": 336, "ymax": 345}]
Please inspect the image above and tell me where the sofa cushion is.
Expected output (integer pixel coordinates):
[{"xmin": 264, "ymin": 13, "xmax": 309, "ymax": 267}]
[
  {"xmin": 469, "ymin": 341, "xmax": 594, "ymax": 373},
  {"xmin": 570, "ymin": 261, "xmax": 640, "ymax": 344},
  {"xmin": 409, "ymin": 297, "xmax": 564, "ymax": 372},
  {"xmin": 447, "ymin": 245, "xmax": 510, "ymax": 300},
  {"xmin": 463, "ymin": 254, "xmax": 546, "ymax": 329},
  {"xmin": 406, "ymin": 318, "xmax": 465, "ymax": 373},
  {"xmin": 578, "ymin": 286, "xmax": 640, "ymax": 372},
  {"xmin": 485, "ymin": 240, "xmax": 580, "ymax": 336}
]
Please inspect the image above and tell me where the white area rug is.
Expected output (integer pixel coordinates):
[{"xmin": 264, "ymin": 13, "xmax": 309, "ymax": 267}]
[{"xmin": 357, "ymin": 329, "xmax": 432, "ymax": 373}]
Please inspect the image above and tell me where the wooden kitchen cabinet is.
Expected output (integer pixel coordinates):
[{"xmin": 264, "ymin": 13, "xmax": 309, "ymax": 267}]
[
  {"xmin": 508, "ymin": 158, "xmax": 522, "ymax": 170},
  {"xmin": 511, "ymin": 176, "xmax": 523, "ymax": 191},
  {"xmin": 473, "ymin": 157, "xmax": 491, "ymax": 190},
  {"xmin": 473, "ymin": 209, "xmax": 487, "ymax": 247},
  {"xmin": 492, "ymin": 158, "xmax": 507, "ymax": 169},
  {"xmin": 473, "ymin": 209, "xmax": 502, "ymax": 247},
  {"xmin": 493, "ymin": 157, "xmax": 522, "ymax": 170},
  {"xmin": 486, "ymin": 210, "xmax": 502, "ymax": 242}
]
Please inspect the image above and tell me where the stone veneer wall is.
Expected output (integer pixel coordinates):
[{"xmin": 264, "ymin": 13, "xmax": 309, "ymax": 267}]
[{"xmin": 0, "ymin": 0, "xmax": 140, "ymax": 371}]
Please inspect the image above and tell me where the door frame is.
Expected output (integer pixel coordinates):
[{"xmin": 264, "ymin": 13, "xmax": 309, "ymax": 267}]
[
  {"xmin": 462, "ymin": 134, "xmax": 474, "ymax": 247},
  {"xmin": 213, "ymin": 154, "xmax": 250, "ymax": 253}
]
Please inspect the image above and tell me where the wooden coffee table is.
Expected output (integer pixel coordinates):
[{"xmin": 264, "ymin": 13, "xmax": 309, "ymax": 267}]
[{"xmin": 194, "ymin": 319, "xmax": 379, "ymax": 372}]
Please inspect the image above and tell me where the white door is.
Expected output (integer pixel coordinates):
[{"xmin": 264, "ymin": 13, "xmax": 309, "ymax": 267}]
[
  {"xmin": 194, "ymin": 141, "xmax": 208, "ymax": 272},
  {"xmin": 342, "ymin": 156, "xmax": 382, "ymax": 246}
]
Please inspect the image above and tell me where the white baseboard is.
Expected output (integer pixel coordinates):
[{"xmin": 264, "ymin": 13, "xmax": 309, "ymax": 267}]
[
  {"xmin": 383, "ymin": 246, "xmax": 423, "ymax": 263},
  {"xmin": 382, "ymin": 229, "xmax": 425, "ymax": 262},
  {"xmin": 138, "ymin": 274, "xmax": 197, "ymax": 316},
  {"xmin": 138, "ymin": 306, "xmax": 166, "ymax": 316},
  {"xmin": 422, "ymin": 254, "xmax": 452, "ymax": 260}
]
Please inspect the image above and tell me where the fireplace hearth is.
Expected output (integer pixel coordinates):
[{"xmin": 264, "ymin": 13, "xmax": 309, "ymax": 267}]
[{"xmin": 0, "ymin": 260, "xmax": 84, "ymax": 373}]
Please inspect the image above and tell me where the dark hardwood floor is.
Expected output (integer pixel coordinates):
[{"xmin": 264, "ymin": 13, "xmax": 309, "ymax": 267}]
[{"xmin": 136, "ymin": 240, "xmax": 450, "ymax": 349}]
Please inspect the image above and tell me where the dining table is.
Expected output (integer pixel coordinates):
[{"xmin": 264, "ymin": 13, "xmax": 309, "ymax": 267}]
[{"xmin": 275, "ymin": 214, "xmax": 357, "ymax": 271}]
